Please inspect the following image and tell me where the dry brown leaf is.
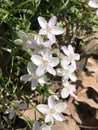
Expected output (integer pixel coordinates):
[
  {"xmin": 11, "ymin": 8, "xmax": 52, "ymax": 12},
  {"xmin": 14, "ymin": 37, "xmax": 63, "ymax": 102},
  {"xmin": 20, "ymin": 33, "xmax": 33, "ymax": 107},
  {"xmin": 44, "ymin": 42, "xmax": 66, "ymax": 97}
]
[
  {"xmin": 52, "ymin": 117, "xmax": 79, "ymax": 130},
  {"xmin": 64, "ymin": 97, "xmax": 82, "ymax": 124},
  {"xmin": 80, "ymin": 57, "xmax": 98, "ymax": 93},
  {"xmin": 20, "ymin": 104, "xmax": 40, "ymax": 120},
  {"xmin": 77, "ymin": 89, "xmax": 98, "ymax": 109}
]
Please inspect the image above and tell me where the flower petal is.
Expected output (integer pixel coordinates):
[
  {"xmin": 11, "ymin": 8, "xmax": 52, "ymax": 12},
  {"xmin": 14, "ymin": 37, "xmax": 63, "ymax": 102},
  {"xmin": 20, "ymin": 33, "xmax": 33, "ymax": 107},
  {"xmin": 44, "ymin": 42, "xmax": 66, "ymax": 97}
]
[
  {"xmin": 48, "ymin": 16, "xmax": 57, "ymax": 28},
  {"xmin": 18, "ymin": 30, "xmax": 27, "ymax": 41},
  {"xmin": 56, "ymin": 68, "xmax": 63, "ymax": 76},
  {"xmin": 36, "ymin": 66, "xmax": 45, "ymax": 76},
  {"xmin": 70, "ymin": 92, "xmax": 78, "ymax": 99},
  {"xmin": 61, "ymin": 87, "xmax": 70, "ymax": 99},
  {"xmin": 38, "ymin": 16, "xmax": 47, "ymax": 29},
  {"xmin": 47, "ymin": 66, "xmax": 56, "ymax": 76},
  {"xmin": 27, "ymin": 62, "xmax": 36, "ymax": 74},
  {"xmin": 74, "ymin": 53, "xmax": 80, "ymax": 60},
  {"xmin": 27, "ymin": 33, "xmax": 35, "ymax": 42},
  {"xmin": 52, "ymin": 26, "xmax": 64, "ymax": 35},
  {"xmin": 41, "ymin": 125, "xmax": 51, "ymax": 130},
  {"xmin": 48, "ymin": 95, "xmax": 58, "ymax": 109},
  {"xmin": 61, "ymin": 46, "xmax": 70, "ymax": 56},
  {"xmin": 42, "ymin": 49, "xmax": 52, "ymax": 60},
  {"xmin": 20, "ymin": 74, "xmax": 31, "ymax": 82},
  {"xmin": 88, "ymin": 0, "xmax": 98, "ymax": 8},
  {"xmin": 43, "ymin": 40, "xmax": 53, "ymax": 48},
  {"xmin": 35, "ymin": 35, "xmax": 43, "ymax": 45},
  {"xmin": 61, "ymin": 56, "xmax": 70, "ymax": 67},
  {"xmin": 33, "ymin": 121, "xmax": 40, "ymax": 130},
  {"xmin": 31, "ymin": 79, "xmax": 38, "ymax": 90},
  {"xmin": 38, "ymin": 76, "xmax": 47, "ymax": 84},
  {"xmin": 53, "ymin": 113, "xmax": 65, "ymax": 121},
  {"xmin": 69, "ymin": 73, "xmax": 77, "ymax": 82},
  {"xmin": 31, "ymin": 55, "xmax": 43, "ymax": 66},
  {"xmin": 37, "ymin": 104, "xmax": 48, "ymax": 114},
  {"xmin": 96, "ymin": 9, "xmax": 98, "ymax": 15},
  {"xmin": 49, "ymin": 57, "xmax": 59, "ymax": 67},
  {"xmin": 45, "ymin": 114, "xmax": 53, "ymax": 123},
  {"xmin": 54, "ymin": 103, "xmax": 67, "ymax": 112},
  {"xmin": 47, "ymin": 33, "xmax": 56, "ymax": 43},
  {"xmin": 39, "ymin": 29, "xmax": 47, "ymax": 35},
  {"xmin": 14, "ymin": 39, "xmax": 23, "ymax": 45},
  {"xmin": 68, "ymin": 45, "xmax": 74, "ymax": 53}
]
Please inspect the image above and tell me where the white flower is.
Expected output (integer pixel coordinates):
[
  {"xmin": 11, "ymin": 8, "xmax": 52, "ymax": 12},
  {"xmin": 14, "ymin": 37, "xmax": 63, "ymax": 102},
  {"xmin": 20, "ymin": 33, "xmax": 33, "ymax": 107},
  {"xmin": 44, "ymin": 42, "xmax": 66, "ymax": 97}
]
[
  {"xmin": 61, "ymin": 81, "xmax": 77, "ymax": 99},
  {"xmin": 31, "ymin": 49, "xmax": 59, "ymax": 76},
  {"xmin": 88, "ymin": 0, "xmax": 98, "ymax": 15},
  {"xmin": 57, "ymin": 64, "xmax": 77, "ymax": 82},
  {"xmin": 14, "ymin": 30, "xmax": 36, "ymax": 50},
  {"xmin": 37, "ymin": 95, "xmax": 66, "ymax": 123},
  {"xmin": 62, "ymin": 45, "xmax": 80, "ymax": 69},
  {"xmin": 20, "ymin": 62, "xmax": 47, "ymax": 90},
  {"xmin": 88, "ymin": 0, "xmax": 98, "ymax": 8},
  {"xmin": 33, "ymin": 121, "xmax": 51, "ymax": 130},
  {"xmin": 32, "ymin": 34, "xmax": 53, "ymax": 54},
  {"xmin": 38, "ymin": 16, "xmax": 64, "ymax": 43}
]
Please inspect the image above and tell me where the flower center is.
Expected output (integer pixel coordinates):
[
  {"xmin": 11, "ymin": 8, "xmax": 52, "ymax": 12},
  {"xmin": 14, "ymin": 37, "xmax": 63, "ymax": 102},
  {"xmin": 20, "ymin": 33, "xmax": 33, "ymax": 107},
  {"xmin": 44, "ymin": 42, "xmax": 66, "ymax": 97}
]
[
  {"xmin": 64, "ymin": 69, "xmax": 70, "ymax": 75},
  {"xmin": 43, "ymin": 60, "xmax": 48, "ymax": 68},
  {"xmin": 49, "ymin": 108, "xmax": 56, "ymax": 115},
  {"xmin": 68, "ymin": 53, "xmax": 74, "ymax": 61},
  {"xmin": 46, "ymin": 26, "xmax": 51, "ymax": 33}
]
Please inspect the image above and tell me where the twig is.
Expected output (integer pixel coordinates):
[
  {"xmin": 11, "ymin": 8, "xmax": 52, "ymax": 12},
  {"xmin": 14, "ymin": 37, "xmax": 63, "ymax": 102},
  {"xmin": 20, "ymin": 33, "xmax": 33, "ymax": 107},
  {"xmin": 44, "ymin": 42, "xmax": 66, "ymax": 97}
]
[{"xmin": 79, "ymin": 125, "xmax": 98, "ymax": 129}]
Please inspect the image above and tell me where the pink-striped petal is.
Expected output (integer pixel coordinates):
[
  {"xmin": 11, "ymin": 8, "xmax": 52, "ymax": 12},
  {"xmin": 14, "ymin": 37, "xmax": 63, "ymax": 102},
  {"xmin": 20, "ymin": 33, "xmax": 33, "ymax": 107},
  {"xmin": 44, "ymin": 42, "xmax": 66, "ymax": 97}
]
[
  {"xmin": 33, "ymin": 121, "xmax": 40, "ymax": 130},
  {"xmin": 39, "ymin": 29, "xmax": 47, "ymax": 35},
  {"xmin": 14, "ymin": 39, "xmax": 23, "ymax": 45},
  {"xmin": 49, "ymin": 57, "xmax": 59, "ymax": 67},
  {"xmin": 48, "ymin": 95, "xmax": 58, "ymax": 109},
  {"xmin": 45, "ymin": 114, "xmax": 53, "ymax": 123},
  {"xmin": 18, "ymin": 30, "xmax": 27, "ymax": 41},
  {"xmin": 36, "ymin": 66, "xmax": 45, "ymax": 76},
  {"xmin": 20, "ymin": 74, "xmax": 31, "ymax": 82},
  {"xmin": 74, "ymin": 53, "xmax": 80, "ymax": 60},
  {"xmin": 47, "ymin": 66, "xmax": 56, "ymax": 76},
  {"xmin": 54, "ymin": 103, "xmax": 67, "ymax": 113},
  {"xmin": 38, "ymin": 16, "xmax": 47, "ymax": 29},
  {"xmin": 61, "ymin": 87, "xmax": 70, "ymax": 99},
  {"xmin": 31, "ymin": 79, "xmax": 38, "ymax": 90},
  {"xmin": 88, "ymin": 0, "xmax": 98, "ymax": 8},
  {"xmin": 47, "ymin": 33, "xmax": 56, "ymax": 43},
  {"xmin": 53, "ymin": 113, "xmax": 65, "ymax": 121},
  {"xmin": 37, "ymin": 104, "xmax": 48, "ymax": 114},
  {"xmin": 61, "ymin": 46, "xmax": 70, "ymax": 56},
  {"xmin": 43, "ymin": 40, "xmax": 53, "ymax": 48},
  {"xmin": 52, "ymin": 26, "xmax": 64, "ymax": 35},
  {"xmin": 31, "ymin": 55, "xmax": 43, "ymax": 66},
  {"xmin": 48, "ymin": 16, "xmax": 57, "ymax": 28}
]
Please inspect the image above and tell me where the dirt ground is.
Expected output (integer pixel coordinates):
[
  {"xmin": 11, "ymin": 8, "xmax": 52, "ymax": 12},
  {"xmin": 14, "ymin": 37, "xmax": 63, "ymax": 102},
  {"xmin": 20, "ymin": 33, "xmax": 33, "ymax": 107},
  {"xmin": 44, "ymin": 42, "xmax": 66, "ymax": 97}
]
[{"xmin": 13, "ymin": 57, "xmax": 98, "ymax": 130}]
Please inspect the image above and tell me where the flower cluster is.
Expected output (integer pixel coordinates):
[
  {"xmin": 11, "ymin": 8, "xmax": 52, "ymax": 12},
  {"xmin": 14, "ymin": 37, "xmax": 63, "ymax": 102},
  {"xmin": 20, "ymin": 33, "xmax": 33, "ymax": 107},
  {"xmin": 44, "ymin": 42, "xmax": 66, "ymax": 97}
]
[
  {"xmin": 14, "ymin": 16, "xmax": 80, "ymax": 129},
  {"xmin": 88, "ymin": 0, "xmax": 98, "ymax": 15}
]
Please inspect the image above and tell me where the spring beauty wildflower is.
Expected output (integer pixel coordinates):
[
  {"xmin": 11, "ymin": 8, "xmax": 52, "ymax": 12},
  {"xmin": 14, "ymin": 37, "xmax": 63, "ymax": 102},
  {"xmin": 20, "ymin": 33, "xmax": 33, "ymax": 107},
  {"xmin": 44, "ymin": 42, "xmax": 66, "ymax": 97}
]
[
  {"xmin": 37, "ymin": 95, "xmax": 66, "ymax": 123},
  {"xmin": 33, "ymin": 121, "xmax": 51, "ymax": 130},
  {"xmin": 31, "ymin": 34, "xmax": 53, "ymax": 54},
  {"xmin": 14, "ymin": 30, "xmax": 36, "ymax": 50},
  {"xmin": 61, "ymin": 81, "xmax": 77, "ymax": 99},
  {"xmin": 31, "ymin": 49, "xmax": 59, "ymax": 76},
  {"xmin": 20, "ymin": 62, "xmax": 47, "ymax": 90},
  {"xmin": 57, "ymin": 64, "xmax": 77, "ymax": 82},
  {"xmin": 38, "ymin": 16, "xmax": 64, "ymax": 43},
  {"xmin": 62, "ymin": 45, "xmax": 80, "ymax": 69},
  {"xmin": 88, "ymin": 0, "xmax": 98, "ymax": 15}
]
